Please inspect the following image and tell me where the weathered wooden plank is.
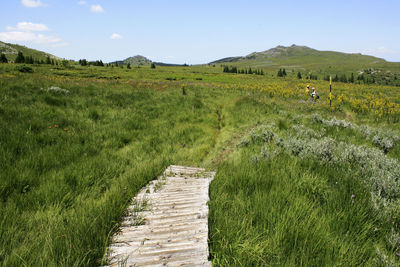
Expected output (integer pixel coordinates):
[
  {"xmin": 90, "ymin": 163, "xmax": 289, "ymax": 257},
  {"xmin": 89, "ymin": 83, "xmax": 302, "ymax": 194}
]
[{"xmin": 107, "ymin": 165, "xmax": 214, "ymax": 266}]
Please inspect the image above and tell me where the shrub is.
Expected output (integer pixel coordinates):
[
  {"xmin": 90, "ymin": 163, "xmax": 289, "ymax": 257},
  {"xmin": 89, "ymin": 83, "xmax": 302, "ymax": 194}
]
[{"xmin": 15, "ymin": 65, "xmax": 33, "ymax": 73}]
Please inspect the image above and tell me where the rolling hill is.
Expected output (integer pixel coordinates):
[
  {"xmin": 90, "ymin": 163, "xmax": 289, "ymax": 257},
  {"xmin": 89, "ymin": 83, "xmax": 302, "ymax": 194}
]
[
  {"xmin": 209, "ymin": 44, "xmax": 400, "ymax": 74},
  {"xmin": 113, "ymin": 55, "xmax": 153, "ymax": 66},
  {"xmin": 112, "ymin": 55, "xmax": 187, "ymax": 67},
  {"xmin": 0, "ymin": 41, "xmax": 60, "ymax": 62}
]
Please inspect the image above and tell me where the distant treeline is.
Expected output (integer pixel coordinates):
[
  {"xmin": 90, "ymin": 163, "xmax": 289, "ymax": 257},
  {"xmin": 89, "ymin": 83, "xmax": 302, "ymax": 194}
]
[
  {"xmin": 223, "ymin": 66, "xmax": 264, "ymax": 75},
  {"xmin": 79, "ymin": 59, "xmax": 105, "ymax": 67},
  {"xmin": 296, "ymin": 69, "xmax": 400, "ymax": 86},
  {"xmin": 274, "ymin": 68, "xmax": 400, "ymax": 86},
  {"xmin": 0, "ymin": 52, "xmax": 58, "ymax": 65}
]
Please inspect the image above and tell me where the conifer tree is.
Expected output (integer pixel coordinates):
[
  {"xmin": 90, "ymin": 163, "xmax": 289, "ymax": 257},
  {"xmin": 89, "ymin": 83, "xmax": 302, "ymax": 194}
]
[
  {"xmin": 277, "ymin": 69, "xmax": 282, "ymax": 77},
  {"xmin": 340, "ymin": 74, "xmax": 347, "ymax": 83},
  {"xmin": 127, "ymin": 63, "xmax": 131, "ymax": 69},
  {"xmin": 0, "ymin": 53, "xmax": 7, "ymax": 63},
  {"xmin": 282, "ymin": 68, "xmax": 287, "ymax": 76},
  {"xmin": 297, "ymin": 72, "xmax": 302, "ymax": 79},
  {"xmin": 349, "ymin": 73, "xmax": 354, "ymax": 83},
  {"xmin": 15, "ymin": 52, "xmax": 25, "ymax": 63},
  {"xmin": 46, "ymin": 56, "xmax": 51, "ymax": 64}
]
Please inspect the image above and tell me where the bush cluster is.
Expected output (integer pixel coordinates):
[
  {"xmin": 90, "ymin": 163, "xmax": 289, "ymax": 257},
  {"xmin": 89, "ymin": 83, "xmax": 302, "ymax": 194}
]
[
  {"xmin": 312, "ymin": 114, "xmax": 400, "ymax": 153},
  {"xmin": 243, "ymin": 123, "xmax": 400, "ymax": 208}
]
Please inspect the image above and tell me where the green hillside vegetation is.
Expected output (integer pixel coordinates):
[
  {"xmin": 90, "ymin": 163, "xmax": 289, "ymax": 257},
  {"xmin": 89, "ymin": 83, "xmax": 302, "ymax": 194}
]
[
  {"xmin": 210, "ymin": 45, "xmax": 400, "ymax": 86},
  {"xmin": 1, "ymin": 53, "xmax": 400, "ymax": 266},
  {"xmin": 0, "ymin": 41, "xmax": 60, "ymax": 63}
]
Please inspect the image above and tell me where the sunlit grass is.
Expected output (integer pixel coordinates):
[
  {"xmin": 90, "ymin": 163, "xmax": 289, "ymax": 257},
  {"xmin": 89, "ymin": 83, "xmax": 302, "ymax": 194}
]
[{"xmin": 0, "ymin": 63, "xmax": 399, "ymax": 266}]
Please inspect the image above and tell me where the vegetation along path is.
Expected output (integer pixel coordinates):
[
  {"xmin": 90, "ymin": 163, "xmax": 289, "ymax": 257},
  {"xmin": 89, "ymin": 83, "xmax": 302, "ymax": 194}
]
[{"xmin": 107, "ymin": 165, "xmax": 215, "ymax": 266}]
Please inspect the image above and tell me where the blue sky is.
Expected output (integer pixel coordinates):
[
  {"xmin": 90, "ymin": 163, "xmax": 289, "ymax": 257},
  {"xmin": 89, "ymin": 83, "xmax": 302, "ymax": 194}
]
[{"xmin": 1, "ymin": 0, "xmax": 399, "ymax": 64}]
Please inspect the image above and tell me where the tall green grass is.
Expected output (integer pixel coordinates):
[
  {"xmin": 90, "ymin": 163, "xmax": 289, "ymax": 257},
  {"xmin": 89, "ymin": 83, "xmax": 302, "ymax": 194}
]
[
  {"xmin": 0, "ymin": 73, "xmax": 248, "ymax": 266},
  {"xmin": 209, "ymin": 116, "xmax": 400, "ymax": 266},
  {"xmin": 1, "ymin": 64, "xmax": 400, "ymax": 266}
]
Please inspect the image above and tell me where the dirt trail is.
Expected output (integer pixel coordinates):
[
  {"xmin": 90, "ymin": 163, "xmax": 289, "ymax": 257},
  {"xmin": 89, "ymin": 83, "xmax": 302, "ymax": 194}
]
[{"xmin": 107, "ymin": 165, "xmax": 215, "ymax": 266}]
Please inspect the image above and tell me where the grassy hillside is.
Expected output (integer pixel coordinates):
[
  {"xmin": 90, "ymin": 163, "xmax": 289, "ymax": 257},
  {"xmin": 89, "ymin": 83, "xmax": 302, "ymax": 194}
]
[
  {"xmin": 0, "ymin": 62, "xmax": 400, "ymax": 266},
  {"xmin": 0, "ymin": 41, "xmax": 59, "ymax": 62},
  {"xmin": 210, "ymin": 45, "xmax": 400, "ymax": 85}
]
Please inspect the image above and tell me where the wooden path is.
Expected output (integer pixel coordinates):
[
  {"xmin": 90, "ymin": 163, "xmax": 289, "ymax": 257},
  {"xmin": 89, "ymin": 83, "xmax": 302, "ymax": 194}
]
[{"xmin": 107, "ymin": 165, "xmax": 215, "ymax": 266}]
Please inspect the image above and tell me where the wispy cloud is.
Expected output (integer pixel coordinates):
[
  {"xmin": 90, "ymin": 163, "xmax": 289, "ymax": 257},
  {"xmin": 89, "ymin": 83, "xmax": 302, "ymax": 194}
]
[
  {"xmin": 21, "ymin": 0, "xmax": 46, "ymax": 8},
  {"xmin": 77, "ymin": 1, "xmax": 87, "ymax": 5},
  {"xmin": 110, "ymin": 33, "xmax": 122, "ymax": 40},
  {"xmin": 0, "ymin": 22, "xmax": 64, "ymax": 46},
  {"xmin": 6, "ymin": 22, "xmax": 49, "ymax": 32},
  {"xmin": 90, "ymin": 4, "xmax": 104, "ymax": 13},
  {"xmin": 0, "ymin": 32, "xmax": 60, "ymax": 44}
]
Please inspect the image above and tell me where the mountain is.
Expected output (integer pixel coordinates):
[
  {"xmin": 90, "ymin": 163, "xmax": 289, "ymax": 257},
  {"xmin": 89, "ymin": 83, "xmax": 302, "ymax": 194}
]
[
  {"xmin": 0, "ymin": 41, "xmax": 60, "ymax": 62},
  {"xmin": 112, "ymin": 55, "xmax": 188, "ymax": 67},
  {"xmin": 209, "ymin": 44, "xmax": 400, "ymax": 73},
  {"xmin": 113, "ymin": 55, "xmax": 152, "ymax": 66}
]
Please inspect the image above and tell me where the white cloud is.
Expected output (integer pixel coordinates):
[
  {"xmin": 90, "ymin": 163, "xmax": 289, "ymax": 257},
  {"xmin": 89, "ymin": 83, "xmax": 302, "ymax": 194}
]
[
  {"xmin": 7, "ymin": 22, "xmax": 49, "ymax": 32},
  {"xmin": 110, "ymin": 33, "xmax": 122, "ymax": 40},
  {"xmin": 21, "ymin": 0, "xmax": 45, "ymax": 8},
  {"xmin": 90, "ymin": 4, "xmax": 104, "ymax": 13},
  {"xmin": 0, "ymin": 31, "xmax": 36, "ymax": 42},
  {"xmin": 0, "ymin": 31, "xmax": 61, "ymax": 44},
  {"xmin": 77, "ymin": 1, "xmax": 87, "ymax": 5},
  {"xmin": 0, "ymin": 22, "xmax": 64, "ymax": 46}
]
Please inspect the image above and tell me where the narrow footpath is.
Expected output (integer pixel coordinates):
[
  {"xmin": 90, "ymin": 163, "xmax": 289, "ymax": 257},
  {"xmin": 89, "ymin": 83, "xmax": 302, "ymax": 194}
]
[{"xmin": 107, "ymin": 165, "xmax": 215, "ymax": 266}]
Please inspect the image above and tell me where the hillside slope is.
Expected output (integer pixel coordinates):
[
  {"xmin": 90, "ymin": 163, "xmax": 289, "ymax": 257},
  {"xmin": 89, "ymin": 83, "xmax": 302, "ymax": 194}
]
[
  {"xmin": 210, "ymin": 45, "xmax": 400, "ymax": 73},
  {"xmin": 0, "ymin": 41, "xmax": 60, "ymax": 62}
]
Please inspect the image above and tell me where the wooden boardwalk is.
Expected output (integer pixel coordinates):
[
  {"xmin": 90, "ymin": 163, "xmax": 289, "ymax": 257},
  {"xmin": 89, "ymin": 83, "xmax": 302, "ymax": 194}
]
[{"xmin": 107, "ymin": 165, "xmax": 215, "ymax": 266}]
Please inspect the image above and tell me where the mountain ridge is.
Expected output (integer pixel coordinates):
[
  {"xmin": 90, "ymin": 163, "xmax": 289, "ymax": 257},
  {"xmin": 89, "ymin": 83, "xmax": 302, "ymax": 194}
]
[{"xmin": 210, "ymin": 44, "xmax": 386, "ymax": 65}]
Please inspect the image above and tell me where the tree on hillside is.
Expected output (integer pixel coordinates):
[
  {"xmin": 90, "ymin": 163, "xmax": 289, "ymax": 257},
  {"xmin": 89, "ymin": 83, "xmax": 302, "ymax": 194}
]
[
  {"xmin": 46, "ymin": 56, "xmax": 51, "ymax": 65},
  {"xmin": 349, "ymin": 73, "xmax": 355, "ymax": 83},
  {"xmin": 26, "ymin": 56, "xmax": 34, "ymax": 64},
  {"xmin": 297, "ymin": 72, "xmax": 302, "ymax": 79},
  {"xmin": 127, "ymin": 63, "xmax": 131, "ymax": 69},
  {"xmin": 79, "ymin": 59, "xmax": 88, "ymax": 66},
  {"xmin": 0, "ymin": 53, "xmax": 8, "ymax": 63},
  {"xmin": 15, "ymin": 52, "xmax": 25, "ymax": 63},
  {"xmin": 282, "ymin": 68, "xmax": 287, "ymax": 76},
  {"xmin": 333, "ymin": 74, "xmax": 339, "ymax": 82},
  {"xmin": 151, "ymin": 63, "xmax": 156, "ymax": 69}
]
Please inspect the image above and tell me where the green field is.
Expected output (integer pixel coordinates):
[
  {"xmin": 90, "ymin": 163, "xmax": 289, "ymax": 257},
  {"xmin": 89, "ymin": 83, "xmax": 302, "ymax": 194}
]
[{"xmin": 1, "ymin": 62, "xmax": 400, "ymax": 266}]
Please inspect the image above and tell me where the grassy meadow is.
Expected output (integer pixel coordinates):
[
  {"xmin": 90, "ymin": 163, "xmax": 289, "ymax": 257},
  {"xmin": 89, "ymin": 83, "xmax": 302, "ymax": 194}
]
[{"xmin": 0, "ymin": 62, "xmax": 400, "ymax": 266}]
